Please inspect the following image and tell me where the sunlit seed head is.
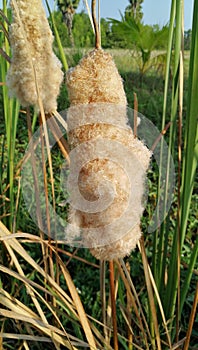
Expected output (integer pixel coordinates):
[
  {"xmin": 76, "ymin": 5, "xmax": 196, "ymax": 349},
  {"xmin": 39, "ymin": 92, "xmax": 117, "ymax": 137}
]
[{"xmin": 6, "ymin": 0, "xmax": 63, "ymax": 112}]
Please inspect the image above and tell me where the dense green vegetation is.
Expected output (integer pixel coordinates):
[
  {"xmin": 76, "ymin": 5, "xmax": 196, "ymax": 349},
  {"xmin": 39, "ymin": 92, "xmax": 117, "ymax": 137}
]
[
  {"xmin": 49, "ymin": 9, "xmax": 192, "ymax": 50},
  {"xmin": 0, "ymin": 0, "xmax": 197, "ymax": 349}
]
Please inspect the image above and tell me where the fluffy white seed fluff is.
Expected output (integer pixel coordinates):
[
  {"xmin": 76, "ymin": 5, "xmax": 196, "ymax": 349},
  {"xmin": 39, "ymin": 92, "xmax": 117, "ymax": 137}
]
[
  {"xmin": 6, "ymin": 0, "xmax": 63, "ymax": 112},
  {"xmin": 66, "ymin": 49, "xmax": 151, "ymax": 260}
]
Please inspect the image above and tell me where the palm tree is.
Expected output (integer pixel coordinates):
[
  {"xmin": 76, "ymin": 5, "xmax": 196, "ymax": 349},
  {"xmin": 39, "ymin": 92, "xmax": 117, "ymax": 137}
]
[
  {"xmin": 57, "ymin": 0, "xmax": 80, "ymax": 46},
  {"xmin": 111, "ymin": 17, "xmax": 169, "ymax": 76},
  {"xmin": 125, "ymin": 0, "xmax": 144, "ymax": 22}
]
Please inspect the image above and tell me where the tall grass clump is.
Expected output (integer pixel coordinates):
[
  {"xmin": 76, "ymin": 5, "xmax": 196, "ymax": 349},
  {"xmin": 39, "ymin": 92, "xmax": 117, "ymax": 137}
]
[
  {"xmin": 154, "ymin": 0, "xmax": 197, "ymax": 334},
  {"xmin": 0, "ymin": 0, "xmax": 197, "ymax": 349},
  {"xmin": 0, "ymin": 0, "xmax": 20, "ymax": 231}
]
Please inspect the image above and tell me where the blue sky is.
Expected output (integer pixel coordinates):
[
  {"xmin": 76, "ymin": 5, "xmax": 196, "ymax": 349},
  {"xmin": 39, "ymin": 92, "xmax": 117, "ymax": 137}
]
[
  {"xmin": 0, "ymin": 0, "xmax": 194, "ymax": 29},
  {"xmin": 78, "ymin": 0, "xmax": 193, "ymax": 29},
  {"xmin": 48, "ymin": 0, "xmax": 193, "ymax": 29}
]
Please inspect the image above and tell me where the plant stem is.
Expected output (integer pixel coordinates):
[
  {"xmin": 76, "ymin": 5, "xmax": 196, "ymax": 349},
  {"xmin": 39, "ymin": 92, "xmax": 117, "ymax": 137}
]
[
  {"xmin": 139, "ymin": 237, "xmax": 161, "ymax": 350},
  {"xmin": 109, "ymin": 260, "xmax": 118, "ymax": 350},
  {"xmin": 133, "ymin": 92, "xmax": 138, "ymax": 138},
  {"xmin": 183, "ymin": 282, "xmax": 198, "ymax": 350},
  {"xmin": 176, "ymin": 48, "xmax": 183, "ymax": 343},
  {"xmin": 92, "ymin": 0, "xmax": 101, "ymax": 49}
]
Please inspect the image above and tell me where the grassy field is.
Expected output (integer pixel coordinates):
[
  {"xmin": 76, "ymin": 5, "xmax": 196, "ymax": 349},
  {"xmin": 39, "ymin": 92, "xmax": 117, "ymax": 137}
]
[{"xmin": 64, "ymin": 48, "xmax": 191, "ymax": 74}]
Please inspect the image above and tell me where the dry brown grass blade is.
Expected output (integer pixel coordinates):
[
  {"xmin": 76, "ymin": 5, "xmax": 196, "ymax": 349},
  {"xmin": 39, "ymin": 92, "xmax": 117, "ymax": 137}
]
[
  {"xmin": 39, "ymin": 113, "xmax": 51, "ymax": 236},
  {"xmin": 53, "ymin": 110, "xmax": 69, "ymax": 134},
  {"xmin": 37, "ymin": 98, "xmax": 56, "ymax": 234},
  {"xmin": 119, "ymin": 303, "xmax": 134, "ymax": 336},
  {"xmin": 59, "ymin": 262, "xmax": 97, "ymax": 349},
  {"xmin": 2, "ymin": 232, "xmax": 99, "ymax": 267},
  {"xmin": 19, "ymin": 341, "xmax": 30, "ymax": 350},
  {"xmin": 171, "ymin": 338, "xmax": 186, "ymax": 349},
  {"xmin": 0, "ymin": 307, "xmax": 76, "ymax": 349},
  {"xmin": 0, "ymin": 265, "xmax": 48, "ymax": 323},
  {"xmin": 115, "ymin": 259, "xmax": 150, "ymax": 349},
  {"xmin": 146, "ymin": 261, "xmax": 172, "ymax": 348},
  {"xmin": 0, "ymin": 223, "xmax": 76, "ymax": 311},
  {"xmin": 118, "ymin": 305, "xmax": 147, "ymax": 350},
  {"xmin": 0, "ymin": 288, "xmax": 87, "ymax": 349},
  {"xmin": 119, "ymin": 258, "xmax": 152, "ymax": 341},
  {"xmin": 138, "ymin": 238, "xmax": 162, "ymax": 350},
  {"xmin": 0, "ymin": 333, "xmax": 52, "ymax": 343},
  {"xmin": 10, "ymin": 230, "xmax": 97, "ymax": 348},
  {"xmin": 37, "ymin": 107, "xmax": 60, "ymax": 304},
  {"xmin": 183, "ymin": 282, "xmax": 198, "ymax": 350},
  {"xmin": 38, "ymin": 112, "xmax": 57, "ymax": 305},
  {"xmin": 1, "ymin": 238, "xmax": 50, "ymax": 328},
  {"xmin": 46, "ymin": 112, "xmax": 70, "ymax": 163},
  {"xmin": 151, "ymin": 121, "xmax": 171, "ymax": 152},
  {"xmin": 89, "ymin": 321, "xmax": 113, "ymax": 350},
  {"xmin": 26, "ymin": 107, "xmax": 49, "ymax": 288},
  {"xmin": 57, "ymin": 246, "xmax": 99, "ymax": 268},
  {"xmin": 0, "ymin": 264, "xmax": 73, "ymax": 343}
]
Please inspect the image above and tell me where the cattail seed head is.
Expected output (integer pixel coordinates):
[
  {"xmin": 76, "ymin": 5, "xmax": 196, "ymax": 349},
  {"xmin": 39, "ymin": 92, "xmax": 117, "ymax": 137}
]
[
  {"xmin": 66, "ymin": 49, "xmax": 127, "ymax": 106},
  {"xmin": 66, "ymin": 49, "xmax": 151, "ymax": 260},
  {"xmin": 6, "ymin": 0, "xmax": 63, "ymax": 112}
]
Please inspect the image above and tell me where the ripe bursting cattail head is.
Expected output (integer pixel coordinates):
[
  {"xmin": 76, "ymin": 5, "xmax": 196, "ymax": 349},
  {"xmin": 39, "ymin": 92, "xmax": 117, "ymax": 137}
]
[
  {"xmin": 66, "ymin": 49, "xmax": 151, "ymax": 260},
  {"xmin": 66, "ymin": 49, "xmax": 127, "ymax": 106},
  {"xmin": 6, "ymin": 0, "xmax": 63, "ymax": 113}
]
